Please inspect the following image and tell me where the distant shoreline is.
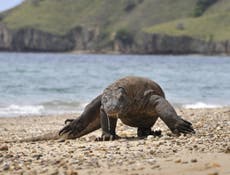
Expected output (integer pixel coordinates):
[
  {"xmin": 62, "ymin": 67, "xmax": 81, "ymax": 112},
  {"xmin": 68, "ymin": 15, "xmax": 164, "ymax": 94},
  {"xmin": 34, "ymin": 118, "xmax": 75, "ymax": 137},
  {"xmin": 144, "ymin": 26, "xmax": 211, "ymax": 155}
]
[
  {"xmin": 0, "ymin": 102, "xmax": 230, "ymax": 118},
  {"xmin": 1, "ymin": 49, "xmax": 230, "ymax": 56},
  {"xmin": 0, "ymin": 106, "xmax": 229, "ymax": 118}
]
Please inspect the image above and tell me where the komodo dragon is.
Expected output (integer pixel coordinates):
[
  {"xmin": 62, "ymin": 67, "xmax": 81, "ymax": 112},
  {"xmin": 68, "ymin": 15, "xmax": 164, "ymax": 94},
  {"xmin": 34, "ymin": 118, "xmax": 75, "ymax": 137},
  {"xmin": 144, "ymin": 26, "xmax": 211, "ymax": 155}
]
[
  {"xmin": 4, "ymin": 76, "xmax": 195, "ymax": 143},
  {"xmin": 59, "ymin": 76, "xmax": 195, "ymax": 141}
]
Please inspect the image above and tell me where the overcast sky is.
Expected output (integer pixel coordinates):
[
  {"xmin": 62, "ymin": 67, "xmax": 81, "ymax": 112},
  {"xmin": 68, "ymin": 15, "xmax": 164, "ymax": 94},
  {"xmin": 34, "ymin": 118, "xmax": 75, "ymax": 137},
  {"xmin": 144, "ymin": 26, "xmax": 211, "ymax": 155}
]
[{"xmin": 0, "ymin": 0, "xmax": 24, "ymax": 12}]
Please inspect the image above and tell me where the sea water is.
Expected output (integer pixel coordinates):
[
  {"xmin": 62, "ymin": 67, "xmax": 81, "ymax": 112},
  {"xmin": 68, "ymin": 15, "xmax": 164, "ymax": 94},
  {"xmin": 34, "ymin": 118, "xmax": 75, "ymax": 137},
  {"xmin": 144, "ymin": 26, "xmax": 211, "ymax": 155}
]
[{"xmin": 0, "ymin": 52, "xmax": 229, "ymax": 117}]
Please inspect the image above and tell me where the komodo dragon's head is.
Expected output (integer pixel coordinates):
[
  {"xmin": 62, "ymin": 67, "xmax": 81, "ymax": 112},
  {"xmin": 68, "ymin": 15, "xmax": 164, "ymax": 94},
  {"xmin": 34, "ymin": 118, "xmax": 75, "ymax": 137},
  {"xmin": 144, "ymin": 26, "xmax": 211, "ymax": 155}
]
[{"xmin": 101, "ymin": 87, "xmax": 130, "ymax": 116}]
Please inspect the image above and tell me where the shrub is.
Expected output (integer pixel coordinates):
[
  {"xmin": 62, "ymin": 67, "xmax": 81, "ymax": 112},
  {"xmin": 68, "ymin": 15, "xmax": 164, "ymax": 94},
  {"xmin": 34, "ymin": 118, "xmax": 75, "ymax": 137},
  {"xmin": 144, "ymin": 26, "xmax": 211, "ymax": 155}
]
[
  {"xmin": 115, "ymin": 29, "xmax": 134, "ymax": 46},
  {"xmin": 124, "ymin": 2, "xmax": 136, "ymax": 12},
  {"xmin": 124, "ymin": 0, "xmax": 144, "ymax": 12},
  {"xmin": 193, "ymin": 0, "xmax": 218, "ymax": 17},
  {"xmin": 30, "ymin": 0, "xmax": 41, "ymax": 6}
]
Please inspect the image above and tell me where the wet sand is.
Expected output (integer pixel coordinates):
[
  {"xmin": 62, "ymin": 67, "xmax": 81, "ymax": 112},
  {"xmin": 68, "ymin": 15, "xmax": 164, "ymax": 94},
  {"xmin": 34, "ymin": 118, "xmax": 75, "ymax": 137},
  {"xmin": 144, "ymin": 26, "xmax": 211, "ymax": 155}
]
[{"xmin": 0, "ymin": 108, "xmax": 229, "ymax": 175}]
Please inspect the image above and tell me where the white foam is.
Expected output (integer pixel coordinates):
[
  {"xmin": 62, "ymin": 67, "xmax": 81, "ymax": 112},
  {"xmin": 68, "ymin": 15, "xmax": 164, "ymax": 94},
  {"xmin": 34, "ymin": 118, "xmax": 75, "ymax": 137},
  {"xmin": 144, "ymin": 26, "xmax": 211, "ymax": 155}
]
[
  {"xmin": 0, "ymin": 104, "xmax": 44, "ymax": 117},
  {"xmin": 183, "ymin": 102, "xmax": 222, "ymax": 109}
]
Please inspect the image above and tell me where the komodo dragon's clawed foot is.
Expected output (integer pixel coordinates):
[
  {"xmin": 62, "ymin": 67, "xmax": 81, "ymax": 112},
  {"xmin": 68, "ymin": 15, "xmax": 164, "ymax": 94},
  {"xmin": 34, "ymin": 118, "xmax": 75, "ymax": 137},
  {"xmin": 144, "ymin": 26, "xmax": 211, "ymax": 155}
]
[
  {"xmin": 64, "ymin": 119, "xmax": 75, "ymax": 124},
  {"xmin": 95, "ymin": 133, "xmax": 120, "ymax": 141},
  {"xmin": 59, "ymin": 119, "xmax": 85, "ymax": 139},
  {"xmin": 150, "ymin": 130, "xmax": 162, "ymax": 137},
  {"xmin": 137, "ymin": 127, "xmax": 162, "ymax": 138},
  {"xmin": 172, "ymin": 118, "xmax": 195, "ymax": 135}
]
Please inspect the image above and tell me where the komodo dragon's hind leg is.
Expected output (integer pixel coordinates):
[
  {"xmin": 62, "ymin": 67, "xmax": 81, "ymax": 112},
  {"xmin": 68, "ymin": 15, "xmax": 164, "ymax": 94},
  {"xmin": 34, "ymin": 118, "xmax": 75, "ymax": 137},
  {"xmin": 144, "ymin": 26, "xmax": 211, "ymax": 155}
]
[{"xmin": 137, "ymin": 127, "xmax": 162, "ymax": 138}]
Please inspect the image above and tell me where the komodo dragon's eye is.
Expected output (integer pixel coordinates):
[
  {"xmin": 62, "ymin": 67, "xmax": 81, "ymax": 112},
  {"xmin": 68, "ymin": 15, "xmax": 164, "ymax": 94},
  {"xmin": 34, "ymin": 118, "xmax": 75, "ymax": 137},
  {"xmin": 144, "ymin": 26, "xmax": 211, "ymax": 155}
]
[
  {"xmin": 118, "ymin": 87, "xmax": 127, "ymax": 95},
  {"xmin": 102, "ymin": 96, "xmax": 108, "ymax": 103}
]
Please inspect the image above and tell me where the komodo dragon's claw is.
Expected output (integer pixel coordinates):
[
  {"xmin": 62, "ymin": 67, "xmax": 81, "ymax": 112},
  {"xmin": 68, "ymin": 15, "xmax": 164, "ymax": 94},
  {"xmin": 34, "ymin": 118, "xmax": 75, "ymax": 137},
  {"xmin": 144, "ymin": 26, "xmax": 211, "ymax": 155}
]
[
  {"xmin": 64, "ymin": 119, "xmax": 74, "ymax": 124},
  {"xmin": 173, "ymin": 118, "xmax": 195, "ymax": 135},
  {"xmin": 59, "ymin": 124, "xmax": 71, "ymax": 136}
]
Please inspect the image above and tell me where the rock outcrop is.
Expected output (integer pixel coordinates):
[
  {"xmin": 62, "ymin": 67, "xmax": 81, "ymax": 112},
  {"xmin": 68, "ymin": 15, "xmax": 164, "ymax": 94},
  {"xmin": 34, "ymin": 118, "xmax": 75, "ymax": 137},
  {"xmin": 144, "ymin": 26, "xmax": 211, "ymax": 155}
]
[
  {"xmin": 0, "ymin": 23, "xmax": 230, "ymax": 54},
  {"xmin": 11, "ymin": 28, "xmax": 75, "ymax": 52},
  {"xmin": 142, "ymin": 34, "xmax": 230, "ymax": 55},
  {"xmin": 0, "ymin": 24, "xmax": 12, "ymax": 50},
  {"xmin": 115, "ymin": 33, "xmax": 230, "ymax": 55},
  {"xmin": 0, "ymin": 24, "xmax": 75, "ymax": 52}
]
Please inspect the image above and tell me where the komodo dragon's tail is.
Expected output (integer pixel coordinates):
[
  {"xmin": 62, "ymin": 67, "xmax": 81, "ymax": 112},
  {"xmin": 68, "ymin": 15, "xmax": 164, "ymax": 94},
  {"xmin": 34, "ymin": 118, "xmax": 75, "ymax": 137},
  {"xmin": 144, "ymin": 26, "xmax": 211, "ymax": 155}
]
[
  {"xmin": 1, "ymin": 131, "xmax": 61, "ymax": 143},
  {"xmin": 19, "ymin": 132, "xmax": 60, "ymax": 142}
]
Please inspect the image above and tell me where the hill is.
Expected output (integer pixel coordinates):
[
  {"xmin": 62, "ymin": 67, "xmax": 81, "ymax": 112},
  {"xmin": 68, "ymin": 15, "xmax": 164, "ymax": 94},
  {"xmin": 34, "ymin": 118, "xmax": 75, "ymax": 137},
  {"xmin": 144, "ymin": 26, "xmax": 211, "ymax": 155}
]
[
  {"xmin": 145, "ymin": 0, "xmax": 230, "ymax": 42},
  {"xmin": 1, "ymin": 0, "xmax": 196, "ymax": 35},
  {"xmin": 0, "ymin": 0, "xmax": 230, "ymax": 54}
]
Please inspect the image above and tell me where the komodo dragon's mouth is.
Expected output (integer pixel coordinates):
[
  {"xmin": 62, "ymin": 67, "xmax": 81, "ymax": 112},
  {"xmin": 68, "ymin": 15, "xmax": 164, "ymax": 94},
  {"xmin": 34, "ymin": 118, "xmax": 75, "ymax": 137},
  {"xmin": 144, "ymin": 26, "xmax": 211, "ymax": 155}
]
[
  {"xmin": 107, "ymin": 112, "xmax": 120, "ymax": 118},
  {"xmin": 106, "ymin": 105, "xmax": 130, "ymax": 117}
]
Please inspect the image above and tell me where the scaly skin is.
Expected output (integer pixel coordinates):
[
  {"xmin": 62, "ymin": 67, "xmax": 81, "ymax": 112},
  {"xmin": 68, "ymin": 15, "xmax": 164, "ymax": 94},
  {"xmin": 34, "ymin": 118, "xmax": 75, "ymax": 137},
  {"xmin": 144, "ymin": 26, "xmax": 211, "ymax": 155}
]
[{"xmin": 60, "ymin": 76, "xmax": 195, "ymax": 141}]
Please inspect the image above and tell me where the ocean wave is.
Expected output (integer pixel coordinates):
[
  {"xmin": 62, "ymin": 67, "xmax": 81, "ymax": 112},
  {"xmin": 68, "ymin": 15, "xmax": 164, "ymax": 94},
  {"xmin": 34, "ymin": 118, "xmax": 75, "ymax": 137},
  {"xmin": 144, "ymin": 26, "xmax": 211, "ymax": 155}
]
[
  {"xmin": 0, "ymin": 101, "xmax": 87, "ymax": 117},
  {"xmin": 41, "ymin": 100, "xmax": 87, "ymax": 108},
  {"xmin": 0, "ymin": 101, "xmax": 225, "ymax": 117},
  {"xmin": 183, "ymin": 102, "xmax": 223, "ymax": 109},
  {"xmin": 38, "ymin": 87, "xmax": 73, "ymax": 93},
  {"xmin": 0, "ymin": 105, "xmax": 45, "ymax": 117}
]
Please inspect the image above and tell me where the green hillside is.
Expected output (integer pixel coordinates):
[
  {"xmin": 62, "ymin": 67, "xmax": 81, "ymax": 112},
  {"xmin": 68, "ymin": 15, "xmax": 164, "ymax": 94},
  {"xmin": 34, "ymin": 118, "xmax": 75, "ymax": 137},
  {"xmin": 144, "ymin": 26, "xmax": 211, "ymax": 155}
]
[
  {"xmin": 145, "ymin": 0, "xmax": 230, "ymax": 42},
  {"xmin": 0, "ymin": 0, "xmax": 196, "ymax": 35},
  {"xmin": 145, "ymin": 12, "xmax": 230, "ymax": 41}
]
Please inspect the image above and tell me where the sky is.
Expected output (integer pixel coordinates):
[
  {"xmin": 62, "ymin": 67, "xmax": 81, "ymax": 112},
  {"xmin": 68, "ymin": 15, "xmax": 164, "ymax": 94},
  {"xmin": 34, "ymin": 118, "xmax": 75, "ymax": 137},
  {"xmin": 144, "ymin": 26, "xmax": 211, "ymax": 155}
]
[{"xmin": 0, "ymin": 0, "xmax": 24, "ymax": 12}]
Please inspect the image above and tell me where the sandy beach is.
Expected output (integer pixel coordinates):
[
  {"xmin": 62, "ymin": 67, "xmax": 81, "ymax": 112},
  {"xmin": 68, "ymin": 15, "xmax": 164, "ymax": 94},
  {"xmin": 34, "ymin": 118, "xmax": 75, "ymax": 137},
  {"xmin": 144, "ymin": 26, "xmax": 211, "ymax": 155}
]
[{"xmin": 0, "ymin": 107, "xmax": 229, "ymax": 175}]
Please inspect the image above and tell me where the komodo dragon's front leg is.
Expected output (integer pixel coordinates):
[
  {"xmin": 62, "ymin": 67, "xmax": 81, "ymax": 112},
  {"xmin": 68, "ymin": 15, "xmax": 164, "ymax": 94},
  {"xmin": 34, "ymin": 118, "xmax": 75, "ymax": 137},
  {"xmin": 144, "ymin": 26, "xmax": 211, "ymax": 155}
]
[
  {"xmin": 147, "ymin": 95, "xmax": 195, "ymax": 135},
  {"xmin": 59, "ymin": 95, "xmax": 102, "ymax": 139}
]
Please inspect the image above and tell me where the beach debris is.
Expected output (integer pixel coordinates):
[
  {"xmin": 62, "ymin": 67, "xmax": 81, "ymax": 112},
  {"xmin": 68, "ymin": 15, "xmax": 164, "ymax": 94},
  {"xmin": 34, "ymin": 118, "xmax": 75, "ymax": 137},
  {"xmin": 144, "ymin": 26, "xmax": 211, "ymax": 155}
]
[
  {"xmin": 32, "ymin": 154, "xmax": 43, "ymax": 160},
  {"xmin": 0, "ymin": 145, "xmax": 8, "ymax": 151},
  {"xmin": 147, "ymin": 135, "xmax": 154, "ymax": 140},
  {"xmin": 149, "ymin": 150, "xmax": 155, "ymax": 155},
  {"xmin": 174, "ymin": 159, "xmax": 181, "ymax": 163},
  {"xmin": 2, "ymin": 163, "xmax": 10, "ymax": 171},
  {"xmin": 224, "ymin": 146, "xmax": 230, "ymax": 154},
  {"xmin": 191, "ymin": 158, "xmax": 198, "ymax": 163}
]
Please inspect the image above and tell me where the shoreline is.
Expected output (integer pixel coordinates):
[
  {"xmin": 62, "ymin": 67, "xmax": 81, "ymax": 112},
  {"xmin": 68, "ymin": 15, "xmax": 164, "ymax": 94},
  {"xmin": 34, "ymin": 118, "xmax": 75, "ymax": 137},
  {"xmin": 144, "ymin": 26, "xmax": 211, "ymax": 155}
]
[
  {"xmin": 0, "ymin": 107, "xmax": 229, "ymax": 175},
  {"xmin": 1, "ymin": 50, "xmax": 230, "ymax": 56},
  {"xmin": 0, "ymin": 104, "xmax": 229, "ymax": 119}
]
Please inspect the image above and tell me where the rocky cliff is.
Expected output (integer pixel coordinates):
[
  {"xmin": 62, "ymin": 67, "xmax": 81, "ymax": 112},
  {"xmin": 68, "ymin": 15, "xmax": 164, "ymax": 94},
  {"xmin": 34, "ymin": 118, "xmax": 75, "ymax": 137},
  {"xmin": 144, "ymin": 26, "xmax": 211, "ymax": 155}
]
[
  {"xmin": 113, "ymin": 33, "xmax": 230, "ymax": 55},
  {"xmin": 0, "ymin": 24, "xmax": 12, "ymax": 50},
  {"xmin": 0, "ymin": 24, "xmax": 73, "ymax": 52},
  {"xmin": 0, "ymin": 24, "xmax": 99, "ymax": 52},
  {"xmin": 139, "ymin": 34, "xmax": 230, "ymax": 55},
  {"xmin": 0, "ymin": 24, "xmax": 229, "ymax": 54}
]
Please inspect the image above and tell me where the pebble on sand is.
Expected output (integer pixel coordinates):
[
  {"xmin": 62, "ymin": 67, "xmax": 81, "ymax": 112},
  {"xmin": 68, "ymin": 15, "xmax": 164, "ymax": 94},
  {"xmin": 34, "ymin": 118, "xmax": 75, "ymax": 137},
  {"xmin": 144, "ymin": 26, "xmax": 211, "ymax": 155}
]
[
  {"xmin": 0, "ymin": 145, "xmax": 8, "ymax": 151},
  {"xmin": 174, "ymin": 159, "xmax": 181, "ymax": 163},
  {"xmin": 191, "ymin": 158, "xmax": 198, "ymax": 163}
]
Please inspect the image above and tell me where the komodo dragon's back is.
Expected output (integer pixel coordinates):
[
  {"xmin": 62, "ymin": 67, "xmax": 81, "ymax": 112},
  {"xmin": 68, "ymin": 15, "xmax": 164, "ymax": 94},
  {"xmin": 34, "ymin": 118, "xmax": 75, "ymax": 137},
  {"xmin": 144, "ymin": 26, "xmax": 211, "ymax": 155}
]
[{"xmin": 105, "ymin": 76, "xmax": 165, "ymax": 99}]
